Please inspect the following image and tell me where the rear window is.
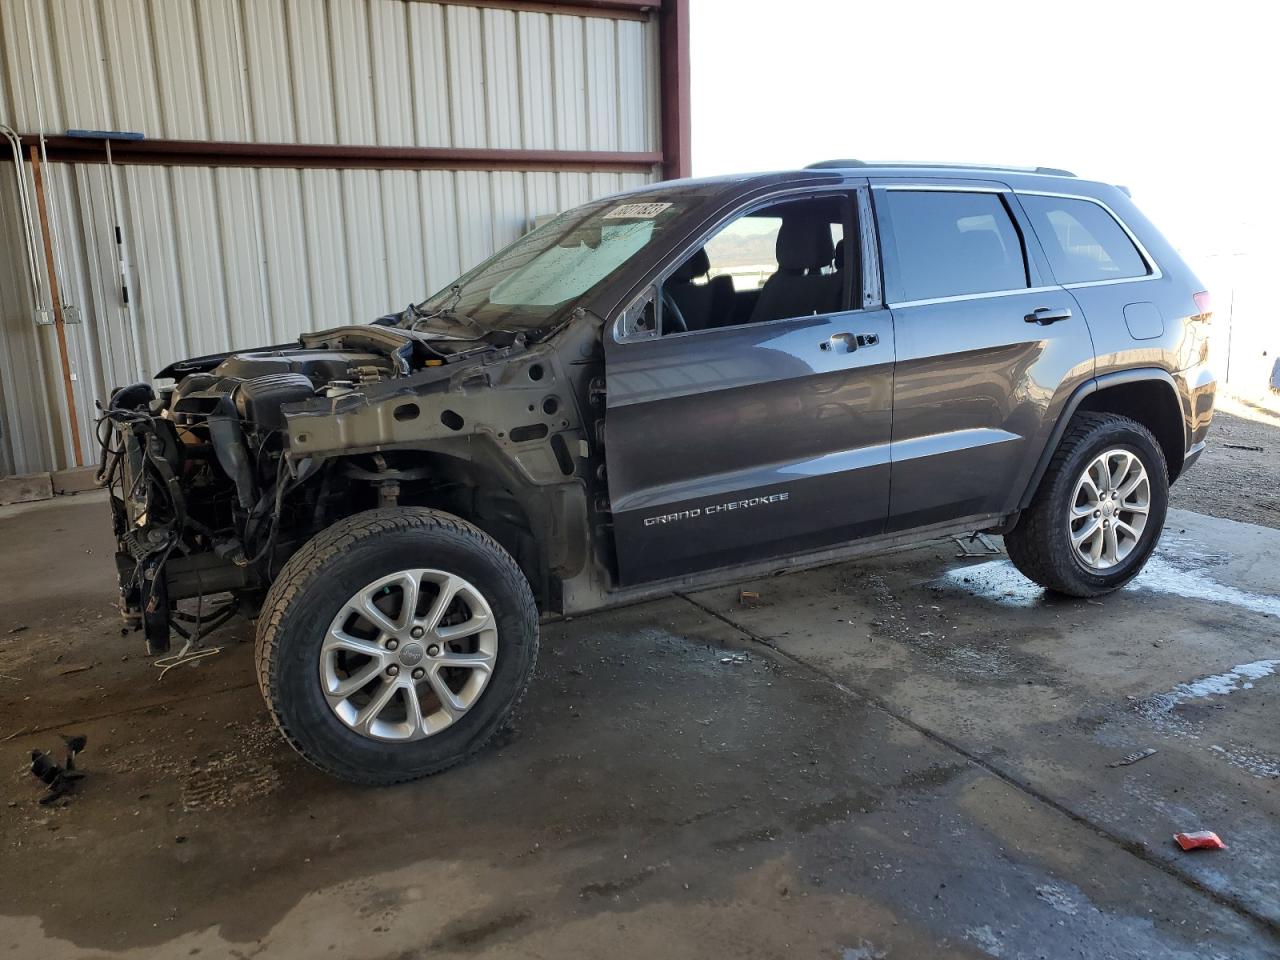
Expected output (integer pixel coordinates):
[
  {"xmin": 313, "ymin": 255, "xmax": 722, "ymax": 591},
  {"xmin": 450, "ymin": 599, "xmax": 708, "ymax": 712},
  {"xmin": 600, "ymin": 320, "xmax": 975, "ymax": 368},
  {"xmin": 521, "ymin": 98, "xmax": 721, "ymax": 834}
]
[
  {"xmin": 882, "ymin": 191, "xmax": 1028, "ymax": 302},
  {"xmin": 1018, "ymin": 194, "xmax": 1148, "ymax": 284}
]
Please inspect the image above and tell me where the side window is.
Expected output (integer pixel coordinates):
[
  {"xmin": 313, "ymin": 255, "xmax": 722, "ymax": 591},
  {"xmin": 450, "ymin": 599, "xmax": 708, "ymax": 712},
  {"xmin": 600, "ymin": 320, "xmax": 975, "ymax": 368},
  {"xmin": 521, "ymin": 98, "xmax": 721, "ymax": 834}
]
[
  {"xmin": 703, "ymin": 215, "xmax": 783, "ymax": 295},
  {"xmin": 882, "ymin": 190, "xmax": 1028, "ymax": 302},
  {"xmin": 659, "ymin": 194, "xmax": 855, "ymax": 335},
  {"xmin": 1018, "ymin": 194, "xmax": 1149, "ymax": 284}
]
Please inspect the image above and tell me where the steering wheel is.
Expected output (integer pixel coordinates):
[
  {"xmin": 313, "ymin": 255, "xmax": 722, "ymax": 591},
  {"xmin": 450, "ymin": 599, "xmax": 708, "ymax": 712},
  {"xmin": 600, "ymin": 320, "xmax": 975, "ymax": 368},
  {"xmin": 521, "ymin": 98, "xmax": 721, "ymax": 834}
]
[{"xmin": 660, "ymin": 287, "xmax": 687, "ymax": 334}]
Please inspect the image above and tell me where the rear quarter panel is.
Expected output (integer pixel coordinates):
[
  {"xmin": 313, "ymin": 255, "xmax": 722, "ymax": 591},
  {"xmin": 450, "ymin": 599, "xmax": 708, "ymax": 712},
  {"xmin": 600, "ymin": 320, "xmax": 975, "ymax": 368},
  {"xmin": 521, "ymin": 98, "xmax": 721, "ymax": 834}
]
[{"xmin": 1058, "ymin": 186, "xmax": 1215, "ymax": 455}]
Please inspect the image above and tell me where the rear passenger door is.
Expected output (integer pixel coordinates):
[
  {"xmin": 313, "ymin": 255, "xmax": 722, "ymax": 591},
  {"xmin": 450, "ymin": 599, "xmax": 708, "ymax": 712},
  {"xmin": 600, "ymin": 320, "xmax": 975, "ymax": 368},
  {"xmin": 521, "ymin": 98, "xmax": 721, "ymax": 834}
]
[{"xmin": 872, "ymin": 180, "xmax": 1096, "ymax": 530}]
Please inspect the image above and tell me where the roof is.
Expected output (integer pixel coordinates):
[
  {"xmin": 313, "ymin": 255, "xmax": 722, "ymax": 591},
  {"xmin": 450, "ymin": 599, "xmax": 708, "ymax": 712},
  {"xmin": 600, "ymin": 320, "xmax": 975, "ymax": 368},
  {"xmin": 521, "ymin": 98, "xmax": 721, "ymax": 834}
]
[
  {"xmin": 805, "ymin": 159, "xmax": 1078, "ymax": 177},
  {"xmin": 633, "ymin": 163, "xmax": 1120, "ymax": 202}
]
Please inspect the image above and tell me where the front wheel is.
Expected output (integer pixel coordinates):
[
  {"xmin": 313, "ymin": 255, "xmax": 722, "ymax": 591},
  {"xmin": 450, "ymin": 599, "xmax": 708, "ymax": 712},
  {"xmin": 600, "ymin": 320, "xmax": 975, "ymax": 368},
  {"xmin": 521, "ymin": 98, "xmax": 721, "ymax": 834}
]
[
  {"xmin": 1005, "ymin": 412, "xmax": 1169, "ymax": 597},
  {"xmin": 255, "ymin": 508, "xmax": 538, "ymax": 785}
]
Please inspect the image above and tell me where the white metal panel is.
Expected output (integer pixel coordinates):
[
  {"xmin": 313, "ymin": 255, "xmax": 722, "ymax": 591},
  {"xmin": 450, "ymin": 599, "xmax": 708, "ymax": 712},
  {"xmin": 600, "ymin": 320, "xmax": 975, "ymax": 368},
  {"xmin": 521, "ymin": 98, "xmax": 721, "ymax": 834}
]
[
  {"xmin": 257, "ymin": 169, "xmax": 314, "ymax": 342},
  {"xmin": 0, "ymin": 0, "xmax": 662, "ymax": 474},
  {"xmin": 483, "ymin": 9, "xmax": 521, "ymax": 147},
  {"xmin": 490, "ymin": 170, "xmax": 528, "ymax": 246},
  {"xmin": 407, "ymin": 3, "xmax": 451, "ymax": 147},
  {"xmin": 48, "ymin": 162, "xmax": 110, "ymax": 459},
  {"xmin": 6, "ymin": 1, "xmax": 662, "ymax": 152},
  {"xmin": 0, "ymin": 173, "xmax": 45, "ymax": 474},
  {"xmin": 340, "ymin": 169, "xmax": 390, "ymax": 320},
  {"xmin": 1, "ymin": 0, "xmax": 61, "ymax": 132},
  {"xmin": 420, "ymin": 169, "xmax": 461, "ymax": 295},
  {"xmin": 380, "ymin": 169, "xmax": 427, "ymax": 310},
  {"xmin": 286, "ymin": 0, "xmax": 338, "ymax": 143},
  {"xmin": 214, "ymin": 167, "xmax": 270, "ymax": 347},
  {"xmin": 453, "ymin": 170, "xmax": 494, "ymax": 269},
  {"xmin": 120, "ymin": 164, "xmax": 189, "ymax": 376},
  {"xmin": 329, "ymin": 0, "xmax": 377, "ymax": 145},
  {"xmin": 557, "ymin": 172, "xmax": 590, "ymax": 211},
  {"xmin": 0, "ymin": 10, "xmax": 10, "ymax": 124},
  {"xmin": 149, "ymin": 0, "xmax": 208, "ymax": 140},
  {"xmin": 524, "ymin": 171, "xmax": 559, "ymax": 224},
  {"xmin": 299, "ymin": 168, "xmax": 353, "ymax": 327},
  {"xmin": 96, "ymin": 0, "xmax": 164, "ymax": 136},
  {"xmin": 47, "ymin": 0, "xmax": 111, "ymax": 132},
  {"xmin": 170, "ymin": 167, "xmax": 232, "ymax": 357},
  {"xmin": 585, "ymin": 18, "xmax": 616, "ymax": 151},
  {"xmin": 371, "ymin": 1, "xmax": 415, "ymax": 147},
  {"xmin": 552, "ymin": 16, "xmax": 587, "ymax": 151},
  {"xmin": 516, "ymin": 12, "xmax": 554, "ymax": 150},
  {"xmin": 446, "ymin": 5, "xmax": 487, "ymax": 148},
  {"xmin": 197, "ymin": 0, "xmax": 253, "ymax": 141},
  {"xmin": 616, "ymin": 19, "xmax": 649, "ymax": 152},
  {"xmin": 241, "ymin": 0, "xmax": 296, "ymax": 142}
]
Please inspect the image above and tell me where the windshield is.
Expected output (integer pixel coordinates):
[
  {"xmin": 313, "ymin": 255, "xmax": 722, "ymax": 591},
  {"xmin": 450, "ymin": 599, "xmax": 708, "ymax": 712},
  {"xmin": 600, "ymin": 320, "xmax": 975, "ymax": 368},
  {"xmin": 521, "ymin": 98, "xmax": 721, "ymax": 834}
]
[{"xmin": 411, "ymin": 189, "xmax": 706, "ymax": 333}]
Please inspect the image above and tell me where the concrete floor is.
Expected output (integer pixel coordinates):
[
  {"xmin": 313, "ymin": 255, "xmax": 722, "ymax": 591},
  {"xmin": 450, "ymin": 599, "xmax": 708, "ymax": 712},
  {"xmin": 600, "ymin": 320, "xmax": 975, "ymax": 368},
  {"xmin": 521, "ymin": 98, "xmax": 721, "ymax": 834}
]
[{"xmin": 1, "ymin": 491, "xmax": 1278, "ymax": 959}]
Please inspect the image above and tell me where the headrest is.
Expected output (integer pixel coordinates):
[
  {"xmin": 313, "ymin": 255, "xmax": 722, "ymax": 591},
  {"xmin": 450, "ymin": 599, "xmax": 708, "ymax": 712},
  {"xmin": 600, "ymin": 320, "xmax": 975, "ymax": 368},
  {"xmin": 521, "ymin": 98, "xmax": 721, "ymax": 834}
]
[
  {"xmin": 833, "ymin": 238, "xmax": 845, "ymax": 271},
  {"xmin": 670, "ymin": 247, "xmax": 710, "ymax": 282},
  {"xmin": 777, "ymin": 213, "xmax": 835, "ymax": 271}
]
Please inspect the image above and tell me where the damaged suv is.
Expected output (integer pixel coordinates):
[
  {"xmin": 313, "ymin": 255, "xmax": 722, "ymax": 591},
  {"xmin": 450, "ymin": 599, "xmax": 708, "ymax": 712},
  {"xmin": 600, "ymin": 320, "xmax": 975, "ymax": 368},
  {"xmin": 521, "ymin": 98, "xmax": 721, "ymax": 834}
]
[{"xmin": 100, "ymin": 162, "xmax": 1215, "ymax": 784}]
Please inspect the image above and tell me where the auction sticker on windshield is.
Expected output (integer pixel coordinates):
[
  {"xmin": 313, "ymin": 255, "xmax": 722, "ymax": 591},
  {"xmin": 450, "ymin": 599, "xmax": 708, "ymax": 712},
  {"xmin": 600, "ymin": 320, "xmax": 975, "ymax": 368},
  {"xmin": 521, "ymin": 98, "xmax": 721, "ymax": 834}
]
[{"xmin": 603, "ymin": 202, "xmax": 673, "ymax": 219}]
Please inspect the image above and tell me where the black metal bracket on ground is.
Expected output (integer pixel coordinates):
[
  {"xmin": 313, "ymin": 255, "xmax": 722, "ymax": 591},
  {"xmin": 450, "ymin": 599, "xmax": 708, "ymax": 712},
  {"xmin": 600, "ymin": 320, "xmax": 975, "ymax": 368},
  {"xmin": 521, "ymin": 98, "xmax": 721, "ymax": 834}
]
[{"xmin": 953, "ymin": 531, "xmax": 1002, "ymax": 557}]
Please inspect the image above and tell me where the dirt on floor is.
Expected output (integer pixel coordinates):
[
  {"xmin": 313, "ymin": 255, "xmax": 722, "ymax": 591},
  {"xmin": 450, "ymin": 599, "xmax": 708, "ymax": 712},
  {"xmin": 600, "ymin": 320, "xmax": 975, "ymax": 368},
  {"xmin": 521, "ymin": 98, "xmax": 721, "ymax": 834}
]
[
  {"xmin": 1, "ymin": 395, "xmax": 1278, "ymax": 959},
  {"xmin": 1170, "ymin": 394, "xmax": 1280, "ymax": 528}
]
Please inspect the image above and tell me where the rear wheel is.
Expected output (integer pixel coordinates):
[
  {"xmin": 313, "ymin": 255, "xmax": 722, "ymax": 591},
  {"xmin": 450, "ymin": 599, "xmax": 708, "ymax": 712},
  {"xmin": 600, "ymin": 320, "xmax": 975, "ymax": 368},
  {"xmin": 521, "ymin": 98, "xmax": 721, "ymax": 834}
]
[
  {"xmin": 1005, "ymin": 412, "xmax": 1169, "ymax": 597},
  {"xmin": 255, "ymin": 508, "xmax": 538, "ymax": 785}
]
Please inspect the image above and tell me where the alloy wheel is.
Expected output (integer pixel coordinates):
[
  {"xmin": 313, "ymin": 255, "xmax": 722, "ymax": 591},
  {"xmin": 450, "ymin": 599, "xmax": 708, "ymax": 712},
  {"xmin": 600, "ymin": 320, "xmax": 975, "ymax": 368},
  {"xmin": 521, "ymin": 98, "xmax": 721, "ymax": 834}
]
[
  {"xmin": 319, "ymin": 569, "xmax": 498, "ymax": 741},
  {"xmin": 1067, "ymin": 448, "xmax": 1151, "ymax": 571}
]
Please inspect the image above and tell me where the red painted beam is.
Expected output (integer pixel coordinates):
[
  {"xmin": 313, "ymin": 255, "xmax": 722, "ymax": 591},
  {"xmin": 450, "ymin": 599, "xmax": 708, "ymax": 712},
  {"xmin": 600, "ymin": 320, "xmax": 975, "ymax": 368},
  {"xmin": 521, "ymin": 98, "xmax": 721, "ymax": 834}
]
[
  {"xmin": 10, "ymin": 136, "xmax": 663, "ymax": 175},
  {"xmin": 658, "ymin": 0, "xmax": 691, "ymax": 180},
  {"xmin": 428, "ymin": 0, "xmax": 659, "ymax": 20}
]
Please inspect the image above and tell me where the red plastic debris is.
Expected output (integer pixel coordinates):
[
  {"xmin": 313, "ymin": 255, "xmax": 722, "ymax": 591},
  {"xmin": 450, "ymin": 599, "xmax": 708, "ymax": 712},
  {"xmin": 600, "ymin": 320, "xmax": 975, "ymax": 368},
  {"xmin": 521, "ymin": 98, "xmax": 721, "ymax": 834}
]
[{"xmin": 1174, "ymin": 831, "xmax": 1226, "ymax": 851}]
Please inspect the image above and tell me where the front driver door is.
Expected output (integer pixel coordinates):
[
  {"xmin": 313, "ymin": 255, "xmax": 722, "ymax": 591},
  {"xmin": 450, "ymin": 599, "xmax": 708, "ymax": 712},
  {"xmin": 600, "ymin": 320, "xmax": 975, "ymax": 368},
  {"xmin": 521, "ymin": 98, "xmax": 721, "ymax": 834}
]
[{"xmin": 602, "ymin": 188, "xmax": 895, "ymax": 585}]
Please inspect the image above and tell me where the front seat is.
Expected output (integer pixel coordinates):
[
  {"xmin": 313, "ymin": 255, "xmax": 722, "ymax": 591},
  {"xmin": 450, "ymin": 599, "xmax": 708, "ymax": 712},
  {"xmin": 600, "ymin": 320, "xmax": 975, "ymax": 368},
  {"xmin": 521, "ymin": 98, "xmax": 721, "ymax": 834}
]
[
  {"xmin": 667, "ymin": 247, "xmax": 734, "ymax": 331},
  {"xmin": 749, "ymin": 212, "xmax": 842, "ymax": 324}
]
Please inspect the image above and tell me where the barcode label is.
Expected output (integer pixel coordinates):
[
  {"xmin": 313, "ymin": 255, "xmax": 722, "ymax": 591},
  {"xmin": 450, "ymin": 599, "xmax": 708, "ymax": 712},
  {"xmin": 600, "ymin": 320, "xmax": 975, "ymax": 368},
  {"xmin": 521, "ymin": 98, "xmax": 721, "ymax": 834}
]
[{"xmin": 602, "ymin": 202, "xmax": 672, "ymax": 219}]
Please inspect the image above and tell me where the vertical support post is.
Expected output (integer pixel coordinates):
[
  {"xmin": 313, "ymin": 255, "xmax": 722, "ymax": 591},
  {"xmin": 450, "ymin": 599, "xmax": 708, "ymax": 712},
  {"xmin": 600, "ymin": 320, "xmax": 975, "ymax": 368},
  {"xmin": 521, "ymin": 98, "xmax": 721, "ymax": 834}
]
[
  {"xmin": 658, "ymin": 0, "xmax": 691, "ymax": 180},
  {"xmin": 28, "ymin": 146, "xmax": 84, "ymax": 468}
]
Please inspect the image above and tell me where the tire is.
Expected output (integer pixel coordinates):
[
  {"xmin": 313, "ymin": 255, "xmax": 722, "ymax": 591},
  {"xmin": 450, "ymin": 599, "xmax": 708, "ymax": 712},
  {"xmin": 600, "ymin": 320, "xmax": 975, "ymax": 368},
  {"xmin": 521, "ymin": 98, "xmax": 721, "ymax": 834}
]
[
  {"xmin": 255, "ymin": 507, "xmax": 538, "ymax": 785},
  {"xmin": 1005, "ymin": 412, "xmax": 1169, "ymax": 597}
]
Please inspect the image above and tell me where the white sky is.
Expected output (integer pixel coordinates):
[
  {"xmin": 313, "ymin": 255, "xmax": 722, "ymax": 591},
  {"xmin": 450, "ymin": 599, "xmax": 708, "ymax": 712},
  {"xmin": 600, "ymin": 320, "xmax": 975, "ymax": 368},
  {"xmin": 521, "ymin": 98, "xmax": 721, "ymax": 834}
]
[{"xmin": 690, "ymin": 0, "xmax": 1275, "ymax": 263}]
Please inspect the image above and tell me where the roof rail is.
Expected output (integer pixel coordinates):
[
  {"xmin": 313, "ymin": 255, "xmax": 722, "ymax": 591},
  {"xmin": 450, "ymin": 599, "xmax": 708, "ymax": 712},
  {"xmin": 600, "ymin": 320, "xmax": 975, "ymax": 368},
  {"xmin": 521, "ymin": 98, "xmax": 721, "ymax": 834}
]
[{"xmin": 805, "ymin": 159, "xmax": 1077, "ymax": 177}]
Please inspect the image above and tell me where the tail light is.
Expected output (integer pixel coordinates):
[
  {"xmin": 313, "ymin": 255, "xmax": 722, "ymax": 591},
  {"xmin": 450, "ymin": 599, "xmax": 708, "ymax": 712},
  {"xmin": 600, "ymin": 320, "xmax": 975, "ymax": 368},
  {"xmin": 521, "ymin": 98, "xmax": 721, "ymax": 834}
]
[{"xmin": 1191, "ymin": 291, "xmax": 1212, "ymax": 322}]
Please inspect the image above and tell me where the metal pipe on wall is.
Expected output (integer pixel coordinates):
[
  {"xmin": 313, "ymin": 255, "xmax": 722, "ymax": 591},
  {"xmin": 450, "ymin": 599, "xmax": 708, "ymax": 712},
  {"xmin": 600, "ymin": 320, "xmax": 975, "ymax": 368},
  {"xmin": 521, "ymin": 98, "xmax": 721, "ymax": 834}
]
[
  {"xmin": 28, "ymin": 147, "xmax": 83, "ymax": 466},
  {"xmin": 1, "ymin": 121, "xmax": 60, "ymax": 470},
  {"xmin": 1, "ymin": 125, "xmax": 44, "ymax": 314},
  {"xmin": 20, "ymin": 0, "xmax": 83, "ymax": 469}
]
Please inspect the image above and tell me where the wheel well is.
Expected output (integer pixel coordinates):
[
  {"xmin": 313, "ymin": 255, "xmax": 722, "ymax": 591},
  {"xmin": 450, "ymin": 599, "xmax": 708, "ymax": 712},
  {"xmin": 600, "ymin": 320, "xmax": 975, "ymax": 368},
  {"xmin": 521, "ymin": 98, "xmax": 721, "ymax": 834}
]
[
  {"xmin": 327, "ymin": 451, "xmax": 548, "ymax": 605},
  {"xmin": 1076, "ymin": 380, "xmax": 1186, "ymax": 481}
]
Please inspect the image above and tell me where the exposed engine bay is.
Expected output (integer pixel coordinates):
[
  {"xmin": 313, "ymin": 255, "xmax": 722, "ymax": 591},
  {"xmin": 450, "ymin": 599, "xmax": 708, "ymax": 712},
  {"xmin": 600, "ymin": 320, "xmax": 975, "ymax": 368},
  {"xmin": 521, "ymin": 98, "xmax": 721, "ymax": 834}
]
[{"xmin": 97, "ymin": 319, "xmax": 543, "ymax": 655}]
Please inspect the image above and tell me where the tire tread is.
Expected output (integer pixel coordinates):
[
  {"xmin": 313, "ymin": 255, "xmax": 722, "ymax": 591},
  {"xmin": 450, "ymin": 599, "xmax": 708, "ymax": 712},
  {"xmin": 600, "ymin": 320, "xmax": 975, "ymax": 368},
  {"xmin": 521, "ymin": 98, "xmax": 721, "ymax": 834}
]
[
  {"xmin": 1005, "ymin": 412, "xmax": 1168, "ymax": 597},
  {"xmin": 254, "ymin": 508, "xmax": 538, "ymax": 786}
]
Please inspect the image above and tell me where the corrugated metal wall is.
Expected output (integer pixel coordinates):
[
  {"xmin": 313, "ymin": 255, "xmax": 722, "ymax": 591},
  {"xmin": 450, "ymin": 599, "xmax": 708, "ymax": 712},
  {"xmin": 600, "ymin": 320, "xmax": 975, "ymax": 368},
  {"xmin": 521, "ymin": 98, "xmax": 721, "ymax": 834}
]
[{"xmin": 0, "ymin": 0, "xmax": 661, "ymax": 475}]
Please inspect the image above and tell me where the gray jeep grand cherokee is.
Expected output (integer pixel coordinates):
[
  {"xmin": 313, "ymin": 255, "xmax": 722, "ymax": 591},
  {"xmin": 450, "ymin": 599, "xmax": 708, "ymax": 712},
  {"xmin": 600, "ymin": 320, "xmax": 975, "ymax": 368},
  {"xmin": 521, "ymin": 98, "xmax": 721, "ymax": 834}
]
[{"xmin": 101, "ymin": 161, "xmax": 1215, "ymax": 784}]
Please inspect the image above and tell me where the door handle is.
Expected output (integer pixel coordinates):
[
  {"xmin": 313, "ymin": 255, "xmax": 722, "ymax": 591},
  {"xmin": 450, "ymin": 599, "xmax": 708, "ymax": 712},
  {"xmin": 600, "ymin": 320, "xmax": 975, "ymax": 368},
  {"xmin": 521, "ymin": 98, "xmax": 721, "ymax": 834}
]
[
  {"xmin": 1025, "ymin": 306, "xmax": 1072, "ymax": 325},
  {"xmin": 821, "ymin": 332, "xmax": 879, "ymax": 352}
]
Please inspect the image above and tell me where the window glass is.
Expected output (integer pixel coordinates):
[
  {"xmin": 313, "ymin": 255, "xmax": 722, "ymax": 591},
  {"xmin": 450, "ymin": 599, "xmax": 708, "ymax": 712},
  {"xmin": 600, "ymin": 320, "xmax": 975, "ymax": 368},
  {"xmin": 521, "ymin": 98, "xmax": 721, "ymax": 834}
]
[
  {"xmin": 703, "ymin": 216, "xmax": 783, "ymax": 292},
  {"xmin": 884, "ymin": 191, "xmax": 1028, "ymax": 301},
  {"xmin": 415, "ymin": 190, "xmax": 705, "ymax": 333},
  {"xmin": 658, "ymin": 194, "xmax": 854, "ymax": 335},
  {"xmin": 490, "ymin": 219, "xmax": 656, "ymax": 306},
  {"xmin": 1019, "ymin": 194, "xmax": 1148, "ymax": 284}
]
